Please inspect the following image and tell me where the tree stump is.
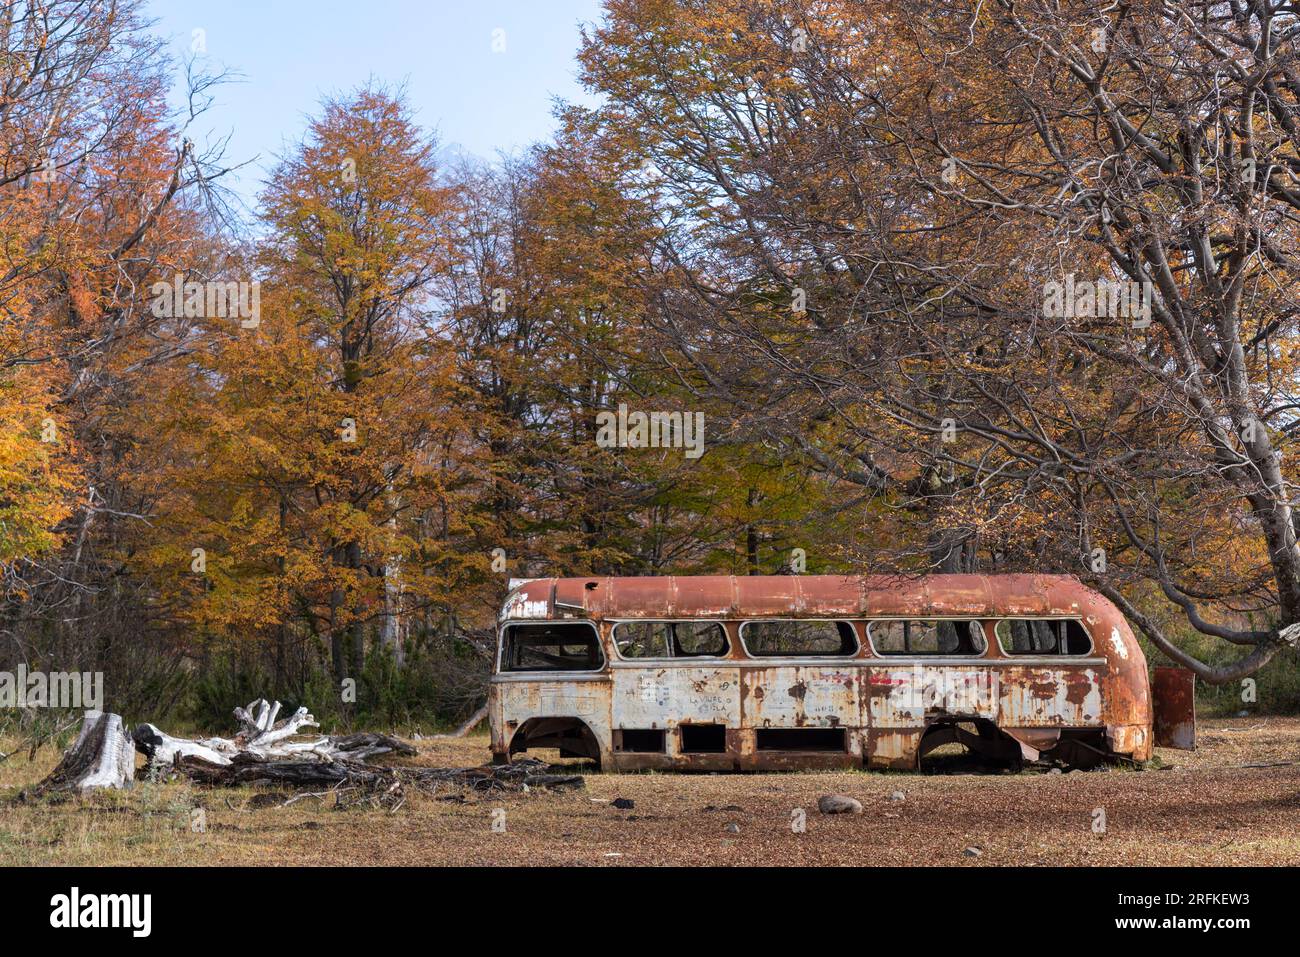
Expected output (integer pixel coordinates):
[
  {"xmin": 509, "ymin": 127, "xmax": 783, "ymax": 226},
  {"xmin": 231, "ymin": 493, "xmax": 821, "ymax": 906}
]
[{"xmin": 37, "ymin": 711, "xmax": 135, "ymax": 792}]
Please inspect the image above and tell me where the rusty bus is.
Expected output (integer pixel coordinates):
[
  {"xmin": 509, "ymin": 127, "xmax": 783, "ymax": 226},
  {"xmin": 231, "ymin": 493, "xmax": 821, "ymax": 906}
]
[{"xmin": 489, "ymin": 574, "xmax": 1196, "ymax": 771}]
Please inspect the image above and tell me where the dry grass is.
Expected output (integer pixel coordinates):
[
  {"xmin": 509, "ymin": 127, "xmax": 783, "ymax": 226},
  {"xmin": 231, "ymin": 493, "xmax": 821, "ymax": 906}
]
[{"xmin": 2, "ymin": 717, "xmax": 1298, "ymax": 866}]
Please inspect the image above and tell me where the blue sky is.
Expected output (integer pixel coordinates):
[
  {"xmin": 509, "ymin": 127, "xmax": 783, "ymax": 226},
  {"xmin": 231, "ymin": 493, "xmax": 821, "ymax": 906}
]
[{"xmin": 146, "ymin": 0, "xmax": 605, "ymax": 207}]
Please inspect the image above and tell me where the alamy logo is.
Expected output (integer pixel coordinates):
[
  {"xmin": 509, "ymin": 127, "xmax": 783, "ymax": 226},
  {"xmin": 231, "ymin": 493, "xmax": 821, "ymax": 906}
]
[
  {"xmin": 150, "ymin": 274, "xmax": 260, "ymax": 328},
  {"xmin": 0, "ymin": 666, "xmax": 102, "ymax": 709},
  {"xmin": 885, "ymin": 665, "xmax": 1000, "ymax": 712},
  {"xmin": 1042, "ymin": 273, "xmax": 1152, "ymax": 325},
  {"xmin": 50, "ymin": 887, "xmax": 151, "ymax": 937},
  {"xmin": 595, "ymin": 403, "xmax": 705, "ymax": 459}
]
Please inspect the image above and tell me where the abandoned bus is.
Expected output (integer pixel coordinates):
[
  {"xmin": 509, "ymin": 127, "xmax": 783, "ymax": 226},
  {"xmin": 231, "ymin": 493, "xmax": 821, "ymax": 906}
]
[{"xmin": 489, "ymin": 574, "xmax": 1196, "ymax": 771}]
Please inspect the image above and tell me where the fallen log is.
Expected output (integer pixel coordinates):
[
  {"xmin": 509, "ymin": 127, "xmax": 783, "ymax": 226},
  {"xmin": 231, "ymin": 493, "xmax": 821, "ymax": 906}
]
[
  {"xmin": 328, "ymin": 732, "xmax": 417, "ymax": 762},
  {"xmin": 132, "ymin": 698, "xmax": 415, "ymax": 774},
  {"xmin": 37, "ymin": 711, "xmax": 135, "ymax": 793},
  {"xmin": 177, "ymin": 752, "xmax": 386, "ymax": 788}
]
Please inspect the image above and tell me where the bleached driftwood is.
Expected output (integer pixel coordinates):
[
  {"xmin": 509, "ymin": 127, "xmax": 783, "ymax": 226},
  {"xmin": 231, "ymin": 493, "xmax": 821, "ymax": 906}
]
[
  {"xmin": 132, "ymin": 698, "xmax": 415, "ymax": 775},
  {"xmin": 130, "ymin": 726, "xmax": 230, "ymax": 767},
  {"xmin": 38, "ymin": 711, "xmax": 135, "ymax": 792}
]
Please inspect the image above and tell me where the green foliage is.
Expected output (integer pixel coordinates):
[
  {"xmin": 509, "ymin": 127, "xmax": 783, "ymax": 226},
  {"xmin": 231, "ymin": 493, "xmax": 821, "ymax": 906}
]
[{"xmin": 181, "ymin": 633, "xmax": 489, "ymax": 734}]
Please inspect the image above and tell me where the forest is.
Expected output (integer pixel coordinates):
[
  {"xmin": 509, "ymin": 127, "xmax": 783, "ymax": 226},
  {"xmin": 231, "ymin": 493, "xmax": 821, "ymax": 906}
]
[{"xmin": 2, "ymin": 0, "xmax": 1299, "ymax": 732}]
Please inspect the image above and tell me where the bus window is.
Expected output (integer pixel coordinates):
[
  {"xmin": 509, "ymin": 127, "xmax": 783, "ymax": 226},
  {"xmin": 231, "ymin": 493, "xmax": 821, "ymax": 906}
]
[
  {"xmin": 502, "ymin": 623, "xmax": 603, "ymax": 672},
  {"xmin": 612, "ymin": 621, "xmax": 670, "ymax": 658},
  {"xmin": 739, "ymin": 620, "xmax": 858, "ymax": 657},
  {"xmin": 672, "ymin": 621, "xmax": 728, "ymax": 656},
  {"xmin": 612, "ymin": 620, "xmax": 729, "ymax": 658},
  {"xmin": 995, "ymin": 619, "xmax": 1092, "ymax": 655},
  {"xmin": 868, "ymin": 620, "xmax": 986, "ymax": 655}
]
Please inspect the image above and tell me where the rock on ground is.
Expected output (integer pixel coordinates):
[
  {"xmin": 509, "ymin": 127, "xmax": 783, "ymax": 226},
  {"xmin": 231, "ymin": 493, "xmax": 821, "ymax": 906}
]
[{"xmin": 818, "ymin": 794, "xmax": 863, "ymax": 815}]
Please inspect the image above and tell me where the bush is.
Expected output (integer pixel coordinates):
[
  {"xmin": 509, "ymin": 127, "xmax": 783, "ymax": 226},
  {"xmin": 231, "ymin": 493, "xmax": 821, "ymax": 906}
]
[{"xmin": 179, "ymin": 629, "xmax": 490, "ymax": 734}]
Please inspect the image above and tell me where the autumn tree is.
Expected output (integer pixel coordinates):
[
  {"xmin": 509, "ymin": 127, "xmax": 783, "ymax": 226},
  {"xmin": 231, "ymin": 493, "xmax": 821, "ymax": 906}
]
[
  {"xmin": 0, "ymin": 0, "xmax": 237, "ymax": 712},
  {"xmin": 133, "ymin": 83, "xmax": 475, "ymax": 694},
  {"xmin": 437, "ymin": 131, "xmax": 664, "ymax": 582}
]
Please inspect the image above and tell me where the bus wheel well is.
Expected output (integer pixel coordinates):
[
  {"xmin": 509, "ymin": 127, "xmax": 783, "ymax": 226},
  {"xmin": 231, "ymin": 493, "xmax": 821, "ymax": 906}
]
[
  {"xmin": 918, "ymin": 718, "xmax": 1023, "ymax": 770},
  {"xmin": 508, "ymin": 717, "xmax": 602, "ymax": 767},
  {"xmin": 918, "ymin": 720, "xmax": 1114, "ymax": 771}
]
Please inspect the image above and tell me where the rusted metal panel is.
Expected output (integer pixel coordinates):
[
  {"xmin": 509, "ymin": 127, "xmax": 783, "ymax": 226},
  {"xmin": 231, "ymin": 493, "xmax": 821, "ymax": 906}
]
[
  {"xmin": 867, "ymin": 728, "xmax": 923, "ymax": 769},
  {"xmin": 514, "ymin": 573, "xmax": 1132, "ymax": 623},
  {"xmin": 553, "ymin": 578, "xmax": 593, "ymax": 614},
  {"xmin": 1152, "ymin": 666, "xmax": 1196, "ymax": 750},
  {"xmin": 1002, "ymin": 727, "xmax": 1062, "ymax": 760},
  {"xmin": 1039, "ymin": 576, "xmax": 1088, "ymax": 616},
  {"xmin": 795, "ymin": 576, "xmax": 865, "ymax": 616},
  {"xmin": 501, "ymin": 580, "xmax": 552, "ymax": 620},
  {"xmin": 736, "ymin": 724, "xmax": 860, "ymax": 771},
  {"xmin": 669, "ymin": 575, "xmax": 737, "ymax": 617},
  {"xmin": 493, "ymin": 677, "xmax": 606, "ymax": 724},
  {"xmin": 1107, "ymin": 723, "xmax": 1152, "ymax": 761},
  {"xmin": 733, "ymin": 575, "xmax": 800, "ymax": 616},
  {"xmin": 606, "ymin": 576, "xmax": 673, "ymax": 618},
  {"xmin": 997, "ymin": 666, "xmax": 1103, "ymax": 727},
  {"xmin": 987, "ymin": 574, "xmax": 1051, "ymax": 616},
  {"xmin": 741, "ymin": 666, "xmax": 861, "ymax": 729},
  {"xmin": 865, "ymin": 665, "xmax": 1001, "ymax": 727},
  {"xmin": 864, "ymin": 575, "xmax": 929, "ymax": 616},
  {"xmin": 925, "ymin": 576, "xmax": 993, "ymax": 616},
  {"xmin": 611, "ymin": 665, "xmax": 740, "ymax": 729},
  {"xmin": 865, "ymin": 668, "xmax": 922, "ymax": 728}
]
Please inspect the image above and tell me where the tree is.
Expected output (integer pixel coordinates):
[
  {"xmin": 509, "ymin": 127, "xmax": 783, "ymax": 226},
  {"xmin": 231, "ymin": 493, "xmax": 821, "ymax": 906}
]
[
  {"xmin": 0, "ymin": 0, "xmax": 237, "ymax": 713},
  {"xmin": 134, "ymin": 83, "xmax": 483, "ymax": 694}
]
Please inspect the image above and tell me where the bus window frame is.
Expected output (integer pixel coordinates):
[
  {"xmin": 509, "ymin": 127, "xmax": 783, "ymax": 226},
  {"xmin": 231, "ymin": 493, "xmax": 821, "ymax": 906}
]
[
  {"xmin": 864, "ymin": 617, "xmax": 992, "ymax": 658},
  {"xmin": 993, "ymin": 617, "xmax": 1095, "ymax": 657},
  {"xmin": 737, "ymin": 618, "xmax": 860, "ymax": 659},
  {"xmin": 496, "ymin": 619, "xmax": 606, "ymax": 674},
  {"xmin": 608, "ymin": 618, "xmax": 731, "ymax": 662}
]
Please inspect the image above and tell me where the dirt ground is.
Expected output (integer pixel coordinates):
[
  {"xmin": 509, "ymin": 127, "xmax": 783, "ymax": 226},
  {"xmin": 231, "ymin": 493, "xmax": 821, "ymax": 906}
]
[{"xmin": 1, "ymin": 716, "xmax": 1298, "ymax": 866}]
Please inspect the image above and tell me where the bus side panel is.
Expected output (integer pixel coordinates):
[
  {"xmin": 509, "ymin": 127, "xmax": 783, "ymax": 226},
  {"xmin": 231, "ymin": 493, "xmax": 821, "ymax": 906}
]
[
  {"xmin": 609, "ymin": 664, "xmax": 740, "ymax": 768},
  {"xmin": 489, "ymin": 676, "xmax": 613, "ymax": 763},
  {"xmin": 740, "ymin": 665, "xmax": 862, "ymax": 729},
  {"xmin": 738, "ymin": 665, "xmax": 863, "ymax": 769},
  {"xmin": 997, "ymin": 665, "xmax": 1105, "ymax": 727},
  {"xmin": 611, "ymin": 664, "xmax": 741, "ymax": 729},
  {"xmin": 1151, "ymin": 666, "xmax": 1196, "ymax": 750},
  {"xmin": 488, "ymin": 681, "xmax": 507, "ymax": 759},
  {"xmin": 863, "ymin": 664, "xmax": 1001, "ymax": 769}
]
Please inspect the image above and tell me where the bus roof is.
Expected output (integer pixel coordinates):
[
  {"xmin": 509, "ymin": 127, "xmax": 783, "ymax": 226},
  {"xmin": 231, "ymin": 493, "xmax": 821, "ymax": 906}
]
[{"xmin": 501, "ymin": 573, "xmax": 1104, "ymax": 622}]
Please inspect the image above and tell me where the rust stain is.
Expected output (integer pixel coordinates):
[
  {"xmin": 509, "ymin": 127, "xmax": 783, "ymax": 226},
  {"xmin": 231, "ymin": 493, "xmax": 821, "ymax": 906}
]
[{"xmin": 1064, "ymin": 673, "xmax": 1092, "ymax": 707}]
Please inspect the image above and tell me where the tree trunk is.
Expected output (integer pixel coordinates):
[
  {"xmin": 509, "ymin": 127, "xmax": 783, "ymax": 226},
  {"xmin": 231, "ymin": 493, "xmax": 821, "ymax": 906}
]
[
  {"xmin": 381, "ymin": 492, "xmax": 405, "ymax": 666},
  {"xmin": 37, "ymin": 711, "xmax": 134, "ymax": 792},
  {"xmin": 346, "ymin": 540, "xmax": 366, "ymax": 678},
  {"xmin": 329, "ymin": 579, "xmax": 345, "ymax": 683},
  {"xmin": 745, "ymin": 487, "xmax": 760, "ymax": 574}
]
